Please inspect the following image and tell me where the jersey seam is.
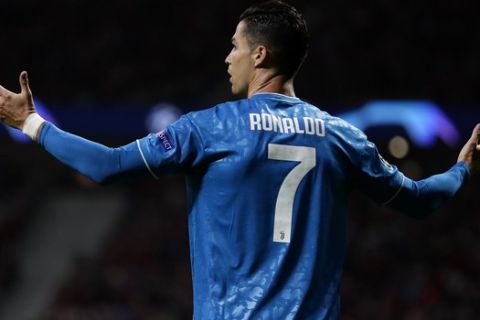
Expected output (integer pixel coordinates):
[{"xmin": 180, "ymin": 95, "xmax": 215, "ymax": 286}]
[
  {"xmin": 382, "ymin": 173, "xmax": 405, "ymax": 206},
  {"xmin": 136, "ymin": 139, "xmax": 160, "ymax": 180},
  {"xmin": 251, "ymin": 92, "xmax": 301, "ymax": 100},
  {"xmin": 185, "ymin": 114, "xmax": 206, "ymax": 153}
]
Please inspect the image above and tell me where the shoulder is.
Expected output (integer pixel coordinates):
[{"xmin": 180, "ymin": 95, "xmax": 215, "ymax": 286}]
[
  {"xmin": 168, "ymin": 98, "xmax": 250, "ymax": 143},
  {"xmin": 185, "ymin": 98, "xmax": 250, "ymax": 123},
  {"xmin": 322, "ymin": 112, "xmax": 368, "ymax": 142},
  {"xmin": 310, "ymin": 109, "xmax": 372, "ymax": 162}
]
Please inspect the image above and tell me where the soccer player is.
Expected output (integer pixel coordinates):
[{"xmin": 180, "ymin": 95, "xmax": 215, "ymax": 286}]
[{"xmin": 0, "ymin": 1, "xmax": 479, "ymax": 319}]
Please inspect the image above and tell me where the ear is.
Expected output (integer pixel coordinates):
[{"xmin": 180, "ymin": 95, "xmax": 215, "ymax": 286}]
[{"xmin": 251, "ymin": 45, "xmax": 268, "ymax": 68}]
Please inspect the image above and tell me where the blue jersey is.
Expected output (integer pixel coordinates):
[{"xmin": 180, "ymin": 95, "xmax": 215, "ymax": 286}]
[
  {"xmin": 39, "ymin": 93, "xmax": 469, "ymax": 320},
  {"xmin": 136, "ymin": 93, "xmax": 405, "ymax": 319}
]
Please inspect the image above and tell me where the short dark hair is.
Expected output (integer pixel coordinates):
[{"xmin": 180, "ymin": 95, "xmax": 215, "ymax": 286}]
[{"xmin": 239, "ymin": 0, "xmax": 309, "ymax": 78}]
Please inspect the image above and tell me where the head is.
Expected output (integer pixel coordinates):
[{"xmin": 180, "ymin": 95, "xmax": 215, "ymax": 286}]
[{"xmin": 225, "ymin": 0, "xmax": 309, "ymax": 96}]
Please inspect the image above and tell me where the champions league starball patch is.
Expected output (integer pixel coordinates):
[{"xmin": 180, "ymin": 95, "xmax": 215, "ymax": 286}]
[{"xmin": 156, "ymin": 130, "xmax": 173, "ymax": 151}]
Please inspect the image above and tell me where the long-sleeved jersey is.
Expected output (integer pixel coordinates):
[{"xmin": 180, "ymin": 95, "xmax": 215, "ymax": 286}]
[{"xmin": 39, "ymin": 93, "xmax": 469, "ymax": 319}]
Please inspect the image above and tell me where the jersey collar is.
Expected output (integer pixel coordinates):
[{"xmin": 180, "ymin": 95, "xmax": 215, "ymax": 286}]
[{"xmin": 251, "ymin": 92, "xmax": 302, "ymax": 104}]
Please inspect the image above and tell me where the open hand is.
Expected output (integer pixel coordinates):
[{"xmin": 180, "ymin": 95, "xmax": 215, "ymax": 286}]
[
  {"xmin": 0, "ymin": 71, "xmax": 36, "ymax": 130},
  {"xmin": 457, "ymin": 123, "xmax": 480, "ymax": 174}
]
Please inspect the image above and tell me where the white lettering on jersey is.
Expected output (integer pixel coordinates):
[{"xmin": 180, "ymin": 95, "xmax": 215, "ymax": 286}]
[
  {"xmin": 249, "ymin": 113, "xmax": 326, "ymax": 137},
  {"xmin": 304, "ymin": 117, "xmax": 315, "ymax": 135},
  {"xmin": 261, "ymin": 113, "xmax": 273, "ymax": 131},
  {"xmin": 272, "ymin": 114, "xmax": 283, "ymax": 132},
  {"xmin": 282, "ymin": 117, "xmax": 295, "ymax": 134},
  {"xmin": 249, "ymin": 113, "xmax": 262, "ymax": 130}
]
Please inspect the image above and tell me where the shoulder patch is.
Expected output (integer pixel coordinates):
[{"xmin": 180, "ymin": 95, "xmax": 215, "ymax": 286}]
[{"xmin": 156, "ymin": 130, "xmax": 174, "ymax": 151}]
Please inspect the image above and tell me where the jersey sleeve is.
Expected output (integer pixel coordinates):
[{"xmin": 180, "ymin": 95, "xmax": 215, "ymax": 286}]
[
  {"xmin": 351, "ymin": 132, "xmax": 470, "ymax": 217},
  {"xmin": 39, "ymin": 122, "xmax": 151, "ymax": 183},
  {"xmin": 353, "ymin": 137, "xmax": 406, "ymax": 205},
  {"xmin": 135, "ymin": 114, "xmax": 206, "ymax": 178},
  {"xmin": 389, "ymin": 162, "xmax": 469, "ymax": 217}
]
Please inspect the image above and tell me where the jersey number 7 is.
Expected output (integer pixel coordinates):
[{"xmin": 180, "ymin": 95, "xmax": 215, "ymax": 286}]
[{"xmin": 268, "ymin": 144, "xmax": 316, "ymax": 243}]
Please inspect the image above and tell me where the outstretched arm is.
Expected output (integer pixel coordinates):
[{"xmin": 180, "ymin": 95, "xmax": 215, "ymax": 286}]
[
  {"xmin": 389, "ymin": 123, "xmax": 480, "ymax": 217},
  {"xmin": 354, "ymin": 123, "xmax": 479, "ymax": 218},
  {"xmin": 392, "ymin": 124, "xmax": 479, "ymax": 217},
  {"xmin": 386, "ymin": 162, "xmax": 470, "ymax": 217},
  {"xmin": 0, "ymin": 71, "xmax": 149, "ymax": 183}
]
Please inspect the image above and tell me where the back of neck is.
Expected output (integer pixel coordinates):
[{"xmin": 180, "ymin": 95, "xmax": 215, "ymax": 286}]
[{"xmin": 247, "ymin": 73, "xmax": 296, "ymax": 98}]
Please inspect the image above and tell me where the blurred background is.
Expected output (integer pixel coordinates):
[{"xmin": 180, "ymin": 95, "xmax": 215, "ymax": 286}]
[{"xmin": 1, "ymin": 0, "xmax": 480, "ymax": 319}]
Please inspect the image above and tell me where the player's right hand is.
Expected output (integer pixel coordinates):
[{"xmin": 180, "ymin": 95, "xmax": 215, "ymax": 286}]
[
  {"xmin": 0, "ymin": 71, "xmax": 36, "ymax": 130},
  {"xmin": 457, "ymin": 123, "xmax": 480, "ymax": 175}
]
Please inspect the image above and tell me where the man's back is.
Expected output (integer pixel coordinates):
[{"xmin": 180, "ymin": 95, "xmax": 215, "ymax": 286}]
[
  {"xmin": 0, "ymin": 0, "xmax": 477, "ymax": 317},
  {"xmin": 148, "ymin": 93, "xmax": 391, "ymax": 319},
  {"xmin": 0, "ymin": 76, "xmax": 473, "ymax": 319}
]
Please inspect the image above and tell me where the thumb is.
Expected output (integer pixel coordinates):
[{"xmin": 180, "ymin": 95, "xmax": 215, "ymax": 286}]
[
  {"xmin": 474, "ymin": 123, "xmax": 480, "ymax": 151},
  {"xmin": 472, "ymin": 123, "xmax": 480, "ymax": 140},
  {"xmin": 19, "ymin": 71, "xmax": 32, "ymax": 96}
]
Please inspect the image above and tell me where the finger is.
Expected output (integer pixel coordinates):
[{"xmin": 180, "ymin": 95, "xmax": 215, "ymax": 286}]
[
  {"xmin": 19, "ymin": 70, "xmax": 32, "ymax": 96},
  {"xmin": 0, "ymin": 85, "xmax": 8, "ymax": 96},
  {"xmin": 474, "ymin": 123, "xmax": 480, "ymax": 151},
  {"xmin": 470, "ymin": 123, "xmax": 480, "ymax": 139}
]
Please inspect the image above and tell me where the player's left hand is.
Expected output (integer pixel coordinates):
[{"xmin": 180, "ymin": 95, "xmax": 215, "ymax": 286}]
[
  {"xmin": 0, "ymin": 71, "xmax": 36, "ymax": 130},
  {"xmin": 457, "ymin": 123, "xmax": 480, "ymax": 175}
]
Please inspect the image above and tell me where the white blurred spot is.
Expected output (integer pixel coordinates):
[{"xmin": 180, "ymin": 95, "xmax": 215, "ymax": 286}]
[
  {"xmin": 388, "ymin": 136, "xmax": 409, "ymax": 159},
  {"xmin": 145, "ymin": 103, "xmax": 182, "ymax": 133}
]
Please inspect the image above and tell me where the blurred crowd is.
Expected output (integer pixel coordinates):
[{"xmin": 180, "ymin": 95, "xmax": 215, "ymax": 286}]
[
  {"xmin": 1, "ymin": 144, "xmax": 478, "ymax": 320},
  {"xmin": 45, "ymin": 177, "xmax": 193, "ymax": 320},
  {"xmin": 1, "ymin": 0, "xmax": 479, "ymax": 109},
  {"xmin": 0, "ymin": 165, "xmax": 24, "ymax": 304},
  {"xmin": 1, "ymin": 0, "xmax": 480, "ymax": 319},
  {"xmin": 343, "ymin": 182, "xmax": 480, "ymax": 319}
]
